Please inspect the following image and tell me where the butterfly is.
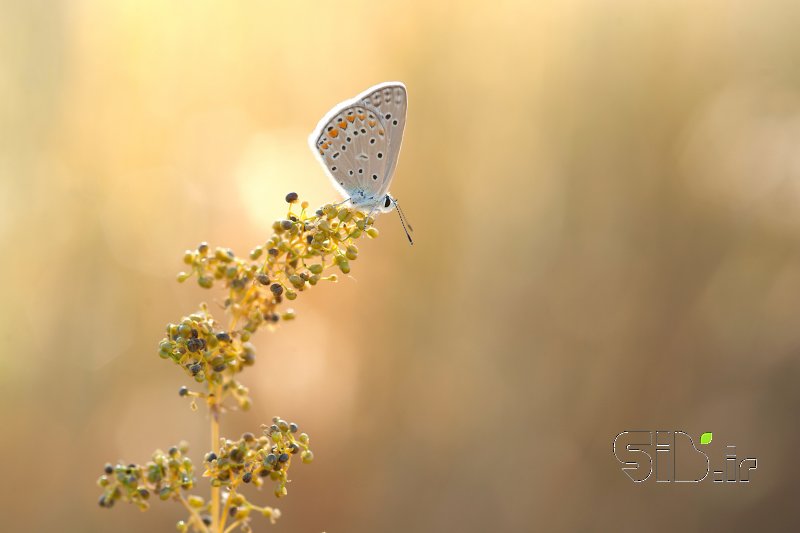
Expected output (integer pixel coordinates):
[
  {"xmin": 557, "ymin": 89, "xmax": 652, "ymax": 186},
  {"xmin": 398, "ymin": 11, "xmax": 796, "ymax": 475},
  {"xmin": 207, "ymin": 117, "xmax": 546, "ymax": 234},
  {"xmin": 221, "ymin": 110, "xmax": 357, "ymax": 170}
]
[{"xmin": 309, "ymin": 82, "xmax": 413, "ymax": 244}]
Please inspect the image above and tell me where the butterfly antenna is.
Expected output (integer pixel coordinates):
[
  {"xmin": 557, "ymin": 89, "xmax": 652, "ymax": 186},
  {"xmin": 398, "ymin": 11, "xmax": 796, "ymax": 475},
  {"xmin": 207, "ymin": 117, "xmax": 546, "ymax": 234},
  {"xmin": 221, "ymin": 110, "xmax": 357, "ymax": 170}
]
[
  {"xmin": 394, "ymin": 201, "xmax": 414, "ymax": 233},
  {"xmin": 392, "ymin": 198, "xmax": 414, "ymax": 245}
]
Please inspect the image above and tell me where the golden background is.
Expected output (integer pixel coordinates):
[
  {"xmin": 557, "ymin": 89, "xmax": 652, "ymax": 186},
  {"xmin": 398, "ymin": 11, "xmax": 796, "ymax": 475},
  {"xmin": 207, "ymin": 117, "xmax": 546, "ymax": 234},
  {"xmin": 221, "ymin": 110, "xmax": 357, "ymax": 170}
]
[{"xmin": 2, "ymin": 0, "xmax": 799, "ymax": 531}]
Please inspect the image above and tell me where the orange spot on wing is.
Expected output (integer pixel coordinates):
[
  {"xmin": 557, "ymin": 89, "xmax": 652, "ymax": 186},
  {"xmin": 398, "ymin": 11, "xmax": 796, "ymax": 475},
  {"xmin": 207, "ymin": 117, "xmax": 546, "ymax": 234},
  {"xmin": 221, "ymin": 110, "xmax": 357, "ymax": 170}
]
[
  {"xmin": 346, "ymin": 116, "xmax": 355, "ymax": 123},
  {"xmin": 358, "ymin": 114, "xmax": 365, "ymax": 120},
  {"xmin": 368, "ymin": 120, "xmax": 376, "ymax": 127},
  {"xmin": 328, "ymin": 130, "xmax": 339, "ymax": 138},
  {"xmin": 322, "ymin": 142, "xmax": 329, "ymax": 149},
  {"xmin": 338, "ymin": 121, "xmax": 347, "ymax": 128}
]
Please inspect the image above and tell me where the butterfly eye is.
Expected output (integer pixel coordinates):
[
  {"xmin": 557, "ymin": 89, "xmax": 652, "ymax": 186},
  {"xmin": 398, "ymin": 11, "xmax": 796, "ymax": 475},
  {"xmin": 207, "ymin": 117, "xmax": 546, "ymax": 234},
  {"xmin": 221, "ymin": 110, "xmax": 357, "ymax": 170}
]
[{"xmin": 384, "ymin": 196, "xmax": 391, "ymax": 208}]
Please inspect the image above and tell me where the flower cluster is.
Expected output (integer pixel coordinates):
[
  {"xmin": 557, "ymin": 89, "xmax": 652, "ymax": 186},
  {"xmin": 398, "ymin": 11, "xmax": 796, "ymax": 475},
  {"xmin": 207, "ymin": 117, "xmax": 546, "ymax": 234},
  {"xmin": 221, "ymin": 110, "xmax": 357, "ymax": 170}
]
[
  {"xmin": 98, "ymin": 193, "xmax": 376, "ymax": 531},
  {"xmin": 97, "ymin": 442, "xmax": 195, "ymax": 511},
  {"xmin": 160, "ymin": 305, "xmax": 255, "ymax": 411},
  {"xmin": 177, "ymin": 197, "xmax": 377, "ymax": 339},
  {"xmin": 204, "ymin": 418, "xmax": 313, "ymax": 497},
  {"xmin": 199, "ymin": 418, "xmax": 313, "ymax": 532}
]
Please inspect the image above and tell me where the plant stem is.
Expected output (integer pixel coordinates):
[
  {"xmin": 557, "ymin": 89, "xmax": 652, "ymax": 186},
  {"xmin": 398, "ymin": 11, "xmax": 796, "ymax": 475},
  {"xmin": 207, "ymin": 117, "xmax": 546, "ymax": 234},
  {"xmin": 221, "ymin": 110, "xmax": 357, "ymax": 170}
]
[
  {"xmin": 210, "ymin": 385, "xmax": 221, "ymax": 532},
  {"xmin": 222, "ymin": 519, "xmax": 243, "ymax": 533},
  {"xmin": 178, "ymin": 493, "xmax": 210, "ymax": 533}
]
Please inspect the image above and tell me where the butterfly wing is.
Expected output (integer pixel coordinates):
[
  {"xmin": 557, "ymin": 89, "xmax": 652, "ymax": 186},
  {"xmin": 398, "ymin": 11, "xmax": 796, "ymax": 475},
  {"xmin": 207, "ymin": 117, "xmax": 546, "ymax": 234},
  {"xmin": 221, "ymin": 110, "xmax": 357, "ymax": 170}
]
[
  {"xmin": 358, "ymin": 82, "xmax": 407, "ymax": 198},
  {"xmin": 309, "ymin": 101, "xmax": 391, "ymax": 204}
]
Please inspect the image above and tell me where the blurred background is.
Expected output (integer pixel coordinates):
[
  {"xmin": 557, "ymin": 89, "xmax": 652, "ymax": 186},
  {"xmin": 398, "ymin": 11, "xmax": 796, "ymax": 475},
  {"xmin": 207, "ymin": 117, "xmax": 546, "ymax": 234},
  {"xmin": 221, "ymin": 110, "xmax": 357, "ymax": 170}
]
[{"xmin": 2, "ymin": 0, "xmax": 800, "ymax": 531}]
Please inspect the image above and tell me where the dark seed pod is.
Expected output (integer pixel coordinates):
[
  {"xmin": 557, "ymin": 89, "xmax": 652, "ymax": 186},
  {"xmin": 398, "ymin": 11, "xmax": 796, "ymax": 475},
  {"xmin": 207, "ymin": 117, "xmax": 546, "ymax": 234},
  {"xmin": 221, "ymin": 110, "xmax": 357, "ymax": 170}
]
[
  {"xmin": 289, "ymin": 423, "xmax": 298, "ymax": 433},
  {"xmin": 229, "ymin": 506, "xmax": 238, "ymax": 517},
  {"xmin": 278, "ymin": 453, "xmax": 289, "ymax": 463},
  {"xmin": 242, "ymin": 472, "xmax": 252, "ymax": 483},
  {"xmin": 268, "ymin": 248, "xmax": 278, "ymax": 256},
  {"xmin": 178, "ymin": 386, "xmax": 189, "ymax": 397},
  {"xmin": 257, "ymin": 273, "xmax": 270, "ymax": 285},
  {"xmin": 206, "ymin": 452, "xmax": 217, "ymax": 462},
  {"xmin": 259, "ymin": 468, "xmax": 270, "ymax": 477},
  {"xmin": 201, "ymin": 515, "xmax": 212, "ymax": 526},
  {"xmin": 138, "ymin": 488, "xmax": 150, "ymax": 499},
  {"xmin": 190, "ymin": 363, "xmax": 202, "ymax": 375},
  {"xmin": 280, "ymin": 220, "xmax": 293, "ymax": 230},
  {"xmin": 270, "ymin": 283, "xmax": 283, "ymax": 296},
  {"xmin": 266, "ymin": 453, "xmax": 277, "ymax": 464},
  {"xmin": 187, "ymin": 338, "xmax": 203, "ymax": 353},
  {"xmin": 104, "ymin": 463, "xmax": 113, "ymax": 474},
  {"xmin": 216, "ymin": 332, "xmax": 231, "ymax": 342},
  {"xmin": 285, "ymin": 192, "xmax": 299, "ymax": 203}
]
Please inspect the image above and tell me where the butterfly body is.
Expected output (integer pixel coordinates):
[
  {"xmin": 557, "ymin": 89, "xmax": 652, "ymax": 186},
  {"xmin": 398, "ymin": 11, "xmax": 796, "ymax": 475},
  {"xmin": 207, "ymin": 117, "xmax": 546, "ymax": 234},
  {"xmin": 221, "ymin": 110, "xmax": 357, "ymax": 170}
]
[{"xmin": 309, "ymin": 82, "xmax": 408, "ymax": 215}]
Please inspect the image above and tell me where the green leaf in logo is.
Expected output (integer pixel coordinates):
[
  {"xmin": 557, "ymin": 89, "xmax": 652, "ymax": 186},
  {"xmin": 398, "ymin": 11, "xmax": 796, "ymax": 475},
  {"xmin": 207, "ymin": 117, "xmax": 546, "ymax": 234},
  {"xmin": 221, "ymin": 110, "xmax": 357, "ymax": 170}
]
[{"xmin": 700, "ymin": 432, "xmax": 713, "ymax": 445}]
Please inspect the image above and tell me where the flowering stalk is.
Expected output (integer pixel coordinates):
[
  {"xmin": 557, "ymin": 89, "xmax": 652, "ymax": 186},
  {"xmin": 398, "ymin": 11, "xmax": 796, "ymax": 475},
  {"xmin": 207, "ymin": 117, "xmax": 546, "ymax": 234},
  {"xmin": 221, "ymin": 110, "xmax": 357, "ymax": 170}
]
[{"xmin": 97, "ymin": 193, "xmax": 378, "ymax": 532}]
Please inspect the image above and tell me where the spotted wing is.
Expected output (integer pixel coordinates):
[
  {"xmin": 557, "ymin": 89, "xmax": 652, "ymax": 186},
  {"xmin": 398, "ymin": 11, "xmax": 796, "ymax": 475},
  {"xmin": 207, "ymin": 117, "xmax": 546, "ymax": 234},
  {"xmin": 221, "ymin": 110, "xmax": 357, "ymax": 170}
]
[
  {"xmin": 310, "ymin": 102, "xmax": 391, "ymax": 202},
  {"xmin": 359, "ymin": 82, "xmax": 407, "ymax": 195}
]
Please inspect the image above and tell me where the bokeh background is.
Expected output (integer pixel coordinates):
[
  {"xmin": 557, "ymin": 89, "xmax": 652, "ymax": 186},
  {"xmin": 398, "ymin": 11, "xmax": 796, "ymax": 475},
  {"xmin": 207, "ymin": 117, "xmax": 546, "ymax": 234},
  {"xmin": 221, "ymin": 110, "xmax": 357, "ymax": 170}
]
[{"xmin": 2, "ymin": 0, "xmax": 800, "ymax": 531}]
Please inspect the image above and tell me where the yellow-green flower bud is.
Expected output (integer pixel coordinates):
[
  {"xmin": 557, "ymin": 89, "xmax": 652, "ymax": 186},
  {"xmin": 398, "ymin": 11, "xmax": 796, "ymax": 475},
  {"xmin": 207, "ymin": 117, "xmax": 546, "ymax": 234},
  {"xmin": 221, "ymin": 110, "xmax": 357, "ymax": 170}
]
[{"xmin": 188, "ymin": 495, "xmax": 204, "ymax": 508}]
